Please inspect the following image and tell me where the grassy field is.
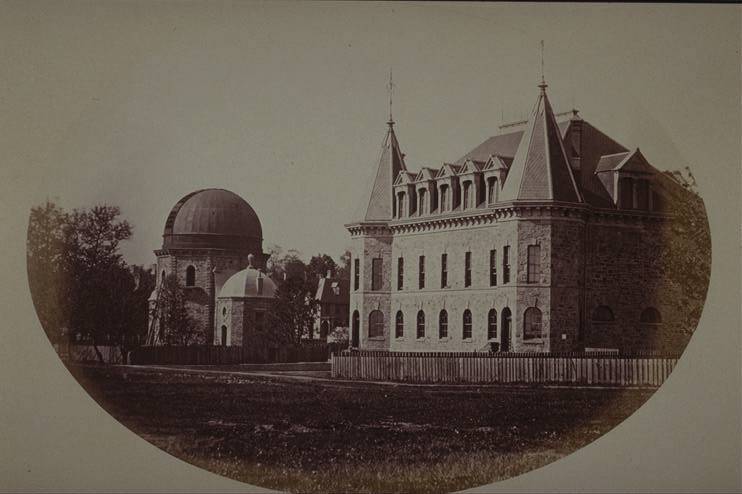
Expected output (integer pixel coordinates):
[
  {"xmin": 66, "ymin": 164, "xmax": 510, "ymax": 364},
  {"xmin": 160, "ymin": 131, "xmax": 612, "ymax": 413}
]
[{"xmin": 70, "ymin": 365, "xmax": 656, "ymax": 493}]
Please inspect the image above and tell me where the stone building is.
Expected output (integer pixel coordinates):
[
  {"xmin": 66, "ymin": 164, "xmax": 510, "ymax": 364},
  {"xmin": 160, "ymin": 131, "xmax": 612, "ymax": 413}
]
[
  {"xmin": 346, "ymin": 80, "xmax": 694, "ymax": 354},
  {"xmin": 147, "ymin": 188, "xmax": 269, "ymax": 345},
  {"xmin": 313, "ymin": 273, "xmax": 350, "ymax": 340}
]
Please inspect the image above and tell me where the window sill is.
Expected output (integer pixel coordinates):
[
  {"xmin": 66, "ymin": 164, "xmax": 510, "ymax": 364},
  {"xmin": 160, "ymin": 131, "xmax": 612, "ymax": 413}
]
[
  {"xmin": 522, "ymin": 338, "xmax": 545, "ymax": 344},
  {"xmin": 368, "ymin": 336, "xmax": 385, "ymax": 341}
]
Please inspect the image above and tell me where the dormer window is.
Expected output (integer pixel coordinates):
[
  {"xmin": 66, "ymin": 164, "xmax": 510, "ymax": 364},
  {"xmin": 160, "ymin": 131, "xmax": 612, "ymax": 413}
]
[
  {"xmin": 440, "ymin": 185, "xmax": 449, "ymax": 212},
  {"xmin": 488, "ymin": 177, "xmax": 498, "ymax": 204},
  {"xmin": 397, "ymin": 191, "xmax": 406, "ymax": 218},
  {"xmin": 462, "ymin": 181, "xmax": 472, "ymax": 210},
  {"xmin": 418, "ymin": 189, "xmax": 427, "ymax": 215}
]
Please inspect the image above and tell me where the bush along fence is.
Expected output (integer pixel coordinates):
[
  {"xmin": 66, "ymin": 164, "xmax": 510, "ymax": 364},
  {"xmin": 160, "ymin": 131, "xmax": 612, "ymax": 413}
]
[
  {"xmin": 331, "ymin": 351, "xmax": 681, "ymax": 386},
  {"xmin": 129, "ymin": 343, "xmax": 332, "ymax": 366}
]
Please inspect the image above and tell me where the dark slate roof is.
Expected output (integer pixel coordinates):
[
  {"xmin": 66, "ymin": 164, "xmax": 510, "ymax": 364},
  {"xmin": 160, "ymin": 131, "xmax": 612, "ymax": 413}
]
[
  {"xmin": 315, "ymin": 277, "xmax": 350, "ymax": 304},
  {"xmin": 352, "ymin": 124, "xmax": 406, "ymax": 222},
  {"xmin": 596, "ymin": 152, "xmax": 631, "ymax": 172},
  {"xmin": 499, "ymin": 86, "xmax": 582, "ymax": 203},
  {"xmin": 454, "ymin": 121, "xmax": 570, "ymax": 166},
  {"xmin": 162, "ymin": 188, "xmax": 262, "ymax": 250}
]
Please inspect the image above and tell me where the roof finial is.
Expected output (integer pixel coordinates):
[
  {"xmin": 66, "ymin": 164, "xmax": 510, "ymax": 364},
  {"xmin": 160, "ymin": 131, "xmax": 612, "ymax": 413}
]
[
  {"xmin": 538, "ymin": 40, "xmax": 548, "ymax": 92},
  {"xmin": 387, "ymin": 68, "xmax": 395, "ymax": 127}
]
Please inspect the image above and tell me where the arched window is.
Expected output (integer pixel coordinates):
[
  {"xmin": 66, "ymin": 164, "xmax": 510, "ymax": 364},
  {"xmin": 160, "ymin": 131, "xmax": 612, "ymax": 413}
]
[
  {"xmin": 438, "ymin": 310, "xmax": 448, "ymax": 338},
  {"xmin": 488, "ymin": 309, "xmax": 498, "ymax": 340},
  {"xmin": 369, "ymin": 310, "xmax": 384, "ymax": 338},
  {"xmin": 462, "ymin": 309, "xmax": 473, "ymax": 339},
  {"xmin": 640, "ymin": 307, "xmax": 662, "ymax": 324},
  {"xmin": 320, "ymin": 320, "xmax": 330, "ymax": 340},
  {"xmin": 462, "ymin": 182, "xmax": 471, "ymax": 210},
  {"xmin": 488, "ymin": 177, "xmax": 498, "ymax": 204},
  {"xmin": 395, "ymin": 311, "xmax": 404, "ymax": 338},
  {"xmin": 351, "ymin": 310, "xmax": 360, "ymax": 347},
  {"xmin": 397, "ymin": 191, "xmax": 406, "ymax": 218},
  {"xmin": 220, "ymin": 325, "xmax": 228, "ymax": 346},
  {"xmin": 418, "ymin": 189, "xmax": 427, "ymax": 215},
  {"xmin": 160, "ymin": 270, "xmax": 166, "ymax": 285},
  {"xmin": 440, "ymin": 185, "xmax": 449, "ymax": 212},
  {"xmin": 222, "ymin": 306, "xmax": 227, "ymax": 318},
  {"xmin": 416, "ymin": 310, "xmax": 425, "ymax": 338},
  {"xmin": 592, "ymin": 305, "xmax": 615, "ymax": 322},
  {"xmin": 186, "ymin": 265, "xmax": 196, "ymax": 287},
  {"xmin": 523, "ymin": 307, "xmax": 543, "ymax": 340}
]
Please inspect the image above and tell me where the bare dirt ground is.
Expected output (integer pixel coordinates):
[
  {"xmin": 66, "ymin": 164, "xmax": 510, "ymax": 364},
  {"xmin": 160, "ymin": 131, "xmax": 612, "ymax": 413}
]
[{"xmin": 68, "ymin": 364, "xmax": 656, "ymax": 493}]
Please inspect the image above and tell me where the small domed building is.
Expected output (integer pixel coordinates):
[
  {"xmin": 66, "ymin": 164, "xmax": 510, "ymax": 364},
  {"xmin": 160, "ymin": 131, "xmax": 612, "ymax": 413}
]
[
  {"xmin": 148, "ymin": 188, "xmax": 269, "ymax": 345},
  {"xmin": 216, "ymin": 254, "xmax": 277, "ymax": 347}
]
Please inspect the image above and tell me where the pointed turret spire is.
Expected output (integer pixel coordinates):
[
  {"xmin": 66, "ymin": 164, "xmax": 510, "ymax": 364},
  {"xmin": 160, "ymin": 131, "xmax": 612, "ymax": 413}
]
[
  {"xmin": 499, "ymin": 79, "xmax": 582, "ymax": 203},
  {"xmin": 351, "ymin": 75, "xmax": 407, "ymax": 223}
]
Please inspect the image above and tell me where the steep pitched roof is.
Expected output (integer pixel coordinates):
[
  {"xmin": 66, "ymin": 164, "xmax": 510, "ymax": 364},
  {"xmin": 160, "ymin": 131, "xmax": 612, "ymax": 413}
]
[
  {"xmin": 499, "ymin": 85, "xmax": 582, "ymax": 203},
  {"xmin": 415, "ymin": 167, "xmax": 437, "ymax": 182},
  {"xmin": 352, "ymin": 123, "xmax": 406, "ymax": 222},
  {"xmin": 315, "ymin": 277, "xmax": 350, "ymax": 304},
  {"xmin": 596, "ymin": 151, "xmax": 631, "ymax": 173},
  {"xmin": 595, "ymin": 149, "xmax": 656, "ymax": 175}
]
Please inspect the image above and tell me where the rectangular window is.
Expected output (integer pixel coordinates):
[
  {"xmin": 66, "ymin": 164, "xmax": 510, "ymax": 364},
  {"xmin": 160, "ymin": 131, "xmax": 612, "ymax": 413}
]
[
  {"xmin": 397, "ymin": 257, "xmax": 404, "ymax": 290},
  {"xmin": 372, "ymin": 258, "xmax": 382, "ymax": 291},
  {"xmin": 464, "ymin": 251, "xmax": 472, "ymax": 287},
  {"xmin": 418, "ymin": 255, "xmax": 425, "ymax": 289},
  {"xmin": 255, "ymin": 312, "xmax": 264, "ymax": 332},
  {"xmin": 353, "ymin": 258, "xmax": 360, "ymax": 291},
  {"xmin": 489, "ymin": 249, "xmax": 497, "ymax": 286},
  {"xmin": 441, "ymin": 253, "xmax": 448, "ymax": 288},
  {"xmin": 503, "ymin": 245, "xmax": 511, "ymax": 284},
  {"xmin": 527, "ymin": 245, "xmax": 540, "ymax": 283}
]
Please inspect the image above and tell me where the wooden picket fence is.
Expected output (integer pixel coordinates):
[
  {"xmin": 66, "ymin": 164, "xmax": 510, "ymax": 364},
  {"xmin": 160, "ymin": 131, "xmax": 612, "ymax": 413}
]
[{"xmin": 331, "ymin": 351, "xmax": 680, "ymax": 386}]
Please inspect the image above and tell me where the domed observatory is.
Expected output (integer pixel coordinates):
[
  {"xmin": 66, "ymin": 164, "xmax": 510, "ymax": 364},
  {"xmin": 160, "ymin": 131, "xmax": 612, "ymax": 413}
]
[
  {"xmin": 148, "ymin": 189, "xmax": 267, "ymax": 345},
  {"xmin": 216, "ymin": 254, "xmax": 277, "ymax": 351}
]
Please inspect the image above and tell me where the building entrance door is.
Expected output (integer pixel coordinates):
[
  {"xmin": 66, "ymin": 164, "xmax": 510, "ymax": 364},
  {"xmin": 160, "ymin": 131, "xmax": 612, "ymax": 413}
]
[{"xmin": 501, "ymin": 308, "xmax": 512, "ymax": 352}]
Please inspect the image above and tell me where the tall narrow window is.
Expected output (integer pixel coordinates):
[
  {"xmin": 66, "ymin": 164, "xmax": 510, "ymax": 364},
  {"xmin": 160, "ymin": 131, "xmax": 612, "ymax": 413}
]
[
  {"xmin": 418, "ymin": 255, "xmax": 425, "ymax": 289},
  {"xmin": 185, "ymin": 265, "xmax": 196, "ymax": 287},
  {"xmin": 462, "ymin": 310, "xmax": 472, "ymax": 339},
  {"xmin": 527, "ymin": 245, "xmax": 540, "ymax": 284},
  {"xmin": 397, "ymin": 257, "xmax": 404, "ymax": 290},
  {"xmin": 440, "ymin": 185, "xmax": 449, "ymax": 212},
  {"xmin": 462, "ymin": 182, "xmax": 471, "ymax": 210},
  {"xmin": 487, "ymin": 309, "xmax": 497, "ymax": 340},
  {"xmin": 395, "ymin": 311, "xmax": 404, "ymax": 338},
  {"xmin": 255, "ymin": 312, "xmax": 264, "ymax": 332},
  {"xmin": 502, "ymin": 246, "xmax": 511, "ymax": 284},
  {"xmin": 488, "ymin": 177, "xmax": 498, "ymax": 204},
  {"xmin": 416, "ymin": 310, "xmax": 426, "ymax": 338},
  {"xmin": 418, "ymin": 189, "xmax": 427, "ymax": 215},
  {"xmin": 524, "ymin": 307, "xmax": 543, "ymax": 339},
  {"xmin": 353, "ymin": 258, "xmax": 360, "ymax": 291},
  {"xmin": 441, "ymin": 253, "xmax": 448, "ymax": 288},
  {"xmin": 619, "ymin": 177, "xmax": 634, "ymax": 209},
  {"xmin": 438, "ymin": 310, "xmax": 448, "ymax": 338},
  {"xmin": 397, "ymin": 191, "xmax": 406, "ymax": 218},
  {"xmin": 371, "ymin": 258, "xmax": 382, "ymax": 291},
  {"xmin": 369, "ymin": 310, "xmax": 384, "ymax": 338},
  {"xmin": 464, "ymin": 251, "xmax": 472, "ymax": 287},
  {"xmin": 489, "ymin": 249, "xmax": 497, "ymax": 286},
  {"xmin": 637, "ymin": 179, "xmax": 649, "ymax": 210}
]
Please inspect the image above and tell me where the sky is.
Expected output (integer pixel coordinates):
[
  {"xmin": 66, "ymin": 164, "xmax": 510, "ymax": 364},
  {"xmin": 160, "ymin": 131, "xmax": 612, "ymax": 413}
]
[{"xmin": 2, "ymin": 2, "xmax": 739, "ymax": 266}]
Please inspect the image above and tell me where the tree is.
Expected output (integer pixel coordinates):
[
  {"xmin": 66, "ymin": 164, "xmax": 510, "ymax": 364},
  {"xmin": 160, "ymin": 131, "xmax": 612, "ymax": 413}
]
[
  {"xmin": 267, "ymin": 275, "xmax": 318, "ymax": 345},
  {"xmin": 156, "ymin": 274, "xmax": 203, "ymax": 346},
  {"xmin": 27, "ymin": 201, "xmax": 70, "ymax": 345}
]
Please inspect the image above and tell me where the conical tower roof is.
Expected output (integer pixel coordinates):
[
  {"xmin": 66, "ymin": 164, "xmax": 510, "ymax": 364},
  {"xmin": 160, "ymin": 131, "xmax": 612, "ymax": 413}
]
[
  {"xmin": 500, "ymin": 84, "xmax": 582, "ymax": 203},
  {"xmin": 352, "ymin": 121, "xmax": 406, "ymax": 223}
]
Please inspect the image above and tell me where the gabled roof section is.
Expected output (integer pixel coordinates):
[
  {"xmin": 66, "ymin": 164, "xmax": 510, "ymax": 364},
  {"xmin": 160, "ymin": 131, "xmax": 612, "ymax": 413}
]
[
  {"xmin": 352, "ymin": 123, "xmax": 407, "ymax": 222},
  {"xmin": 459, "ymin": 158, "xmax": 486, "ymax": 174},
  {"xmin": 414, "ymin": 167, "xmax": 437, "ymax": 182},
  {"xmin": 393, "ymin": 170, "xmax": 416, "ymax": 186},
  {"xmin": 315, "ymin": 277, "xmax": 350, "ymax": 304},
  {"xmin": 483, "ymin": 154, "xmax": 510, "ymax": 171},
  {"xmin": 436, "ymin": 162, "xmax": 461, "ymax": 179},
  {"xmin": 596, "ymin": 151, "xmax": 631, "ymax": 173},
  {"xmin": 595, "ymin": 148, "xmax": 656, "ymax": 175},
  {"xmin": 499, "ymin": 84, "xmax": 582, "ymax": 203}
]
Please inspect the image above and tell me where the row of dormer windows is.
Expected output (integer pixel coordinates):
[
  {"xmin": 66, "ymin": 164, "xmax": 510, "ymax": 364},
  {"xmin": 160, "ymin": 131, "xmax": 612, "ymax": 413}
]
[{"xmin": 395, "ymin": 177, "xmax": 502, "ymax": 219}]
